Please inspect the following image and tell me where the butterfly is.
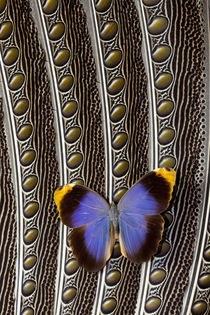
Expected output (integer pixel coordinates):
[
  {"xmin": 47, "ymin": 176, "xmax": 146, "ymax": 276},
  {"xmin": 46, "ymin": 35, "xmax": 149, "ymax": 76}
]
[{"xmin": 54, "ymin": 168, "xmax": 176, "ymax": 272}]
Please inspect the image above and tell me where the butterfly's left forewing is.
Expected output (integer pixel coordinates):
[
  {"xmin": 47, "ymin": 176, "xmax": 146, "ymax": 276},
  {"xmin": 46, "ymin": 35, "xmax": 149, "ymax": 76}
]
[
  {"xmin": 118, "ymin": 168, "xmax": 176, "ymax": 264},
  {"xmin": 54, "ymin": 184, "xmax": 115, "ymax": 272}
]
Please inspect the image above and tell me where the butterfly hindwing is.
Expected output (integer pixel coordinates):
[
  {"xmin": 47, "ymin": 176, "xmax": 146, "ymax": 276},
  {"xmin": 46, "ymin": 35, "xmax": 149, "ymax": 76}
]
[
  {"xmin": 69, "ymin": 217, "xmax": 115, "ymax": 272},
  {"xmin": 118, "ymin": 168, "xmax": 176, "ymax": 263},
  {"xmin": 119, "ymin": 214, "xmax": 164, "ymax": 263},
  {"xmin": 54, "ymin": 184, "xmax": 114, "ymax": 272}
]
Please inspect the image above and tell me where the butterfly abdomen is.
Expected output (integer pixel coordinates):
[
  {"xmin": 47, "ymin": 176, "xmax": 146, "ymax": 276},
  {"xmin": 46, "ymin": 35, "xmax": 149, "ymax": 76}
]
[{"xmin": 109, "ymin": 202, "xmax": 119, "ymax": 237}]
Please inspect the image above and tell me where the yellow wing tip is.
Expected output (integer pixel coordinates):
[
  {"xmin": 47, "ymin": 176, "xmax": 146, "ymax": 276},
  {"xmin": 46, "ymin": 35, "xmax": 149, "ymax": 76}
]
[
  {"xmin": 155, "ymin": 168, "xmax": 176, "ymax": 193},
  {"xmin": 54, "ymin": 184, "xmax": 74, "ymax": 213}
]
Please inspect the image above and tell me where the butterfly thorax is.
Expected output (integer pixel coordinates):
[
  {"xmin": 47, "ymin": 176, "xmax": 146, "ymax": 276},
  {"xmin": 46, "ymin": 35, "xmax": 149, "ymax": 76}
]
[{"xmin": 109, "ymin": 202, "xmax": 119, "ymax": 237}]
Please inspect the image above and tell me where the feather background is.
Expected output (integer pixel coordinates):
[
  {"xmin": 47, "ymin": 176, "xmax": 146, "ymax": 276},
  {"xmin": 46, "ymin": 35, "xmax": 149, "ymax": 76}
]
[{"xmin": 0, "ymin": 0, "xmax": 209, "ymax": 314}]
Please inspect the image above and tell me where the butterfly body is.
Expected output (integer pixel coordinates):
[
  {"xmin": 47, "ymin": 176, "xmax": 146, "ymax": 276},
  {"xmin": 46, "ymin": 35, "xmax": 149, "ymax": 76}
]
[
  {"xmin": 109, "ymin": 202, "xmax": 119, "ymax": 237},
  {"xmin": 54, "ymin": 168, "xmax": 176, "ymax": 272}
]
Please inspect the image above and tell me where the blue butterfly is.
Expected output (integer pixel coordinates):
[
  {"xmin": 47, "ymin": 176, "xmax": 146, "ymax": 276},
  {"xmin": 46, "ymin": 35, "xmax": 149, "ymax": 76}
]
[{"xmin": 54, "ymin": 168, "xmax": 176, "ymax": 272}]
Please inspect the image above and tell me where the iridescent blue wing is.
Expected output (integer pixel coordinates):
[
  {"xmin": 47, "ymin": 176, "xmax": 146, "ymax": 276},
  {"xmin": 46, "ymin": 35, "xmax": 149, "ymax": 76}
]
[
  {"xmin": 54, "ymin": 184, "xmax": 114, "ymax": 271},
  {"xmin": 118, "ymin": 169, "xmax": 176, "ymax": 264}
]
